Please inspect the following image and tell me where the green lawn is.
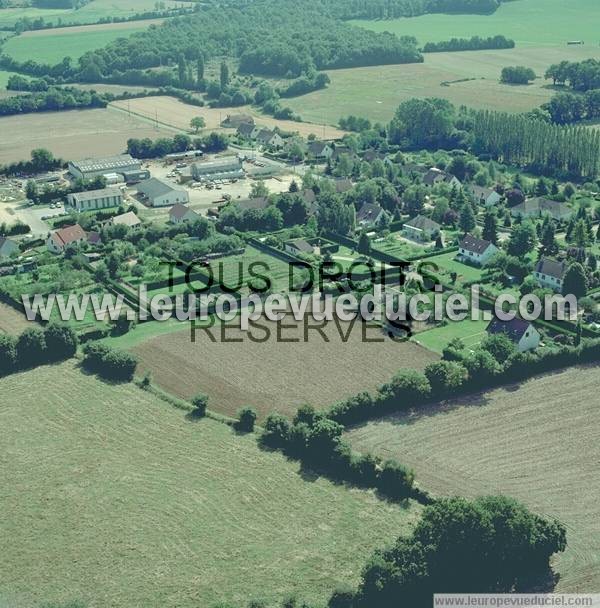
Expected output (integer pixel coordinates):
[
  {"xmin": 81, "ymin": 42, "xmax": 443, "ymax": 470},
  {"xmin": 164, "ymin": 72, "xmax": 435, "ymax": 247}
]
[
  {"xmin": 0, "ymin": 361, "xmax": 421, "ymax": 607},
  {"xmin": 373, "ymin": 233, "xmax": 433, "ymax": 259},
  {"xmin": 351, "ymin": 0, "xmax": 600, "ymax": 47},
  {"xmin": 424, "ymin": 251, "xmax": 485, "ymax": 284},
  {"xmin": 2, "ymin": 23, "xmax": 157, "ymax": 63},
  {"xmin": 413, "ymin": 318, "xmax": 489, "ymax": 354},
  {"xmin": 0, "ymin": 0, "xmax": 186, "ymax": 28}
]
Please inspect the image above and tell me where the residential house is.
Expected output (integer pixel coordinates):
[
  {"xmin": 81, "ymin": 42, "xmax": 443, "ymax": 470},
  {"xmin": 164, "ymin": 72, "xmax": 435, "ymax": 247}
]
[
  {"xmin": 423, "ymin": 167, "xmax": 462, "ymax": 189},
  {"xmin": 457, "ymin": 234, "xmax": 499, "ymax": 266},
  {"xmin": 256, "ymin": 129, "xmax": 285, "ymax": 149},
  {"xmin": 511, "ymin": 197, "xmax": 572, "ymax": 221},
  {"xmin": 362, "ymin": 149, "xmax": 384, "ymax": 163},
  {"xmin": 237, "ymin": 123, "xmax": 260, "ymax": 140},
  {"xmin": 486, "ymin": 317, "xmax": 541, "ymax": 352},
  {"xmin": 46, "ymin": 224, "xmax": 87, "ymax": 254},
  {"xmin": 0, "ymin": 236, "xmax": 19, "ymax": 259},
  {"xmin": 332, "ymin": 178, "xmax": 353, "ymax": 194},
  {"xmin": 533, "ymin": 257, "xmax": 567, "ymax": 291},
  {"xmin": 67, "ymin": 187, "xmax": 123, "ymax": 212},
  {"xmin": 357, "ymin": 202, "xmax": 386, "ymax": 228},
  {"xmin": 222, "ymin": 114, "xmax": 254, "ymax": 129},
  {"xmin": 467, "ymin": 185, "xmax": 502, "ymax": 207},
  {"xmin": 137, "ymin": 178, "xmax": 190, "ymax": 207},
  {"xmin": 307, "ymin": 141, "xmax": 334, "ymax": 161},
  {"xmin": 285, "ymin": 238, "xmax": 320, "ymax": 256},
  {"xmin": 110, "ymin": 211, "xmax": 141, "ymax": 229},
  {"xmin": 169, "ymin": 203, "xmax": 201, "ymax": 225},
  {"xmin": 235, "ymin": 197, "xmax": 270, "ymax": 212},
  {"xmin": 403, "ymin": 215, "xmax": 441, "ymax": 242},
  {"xmin": 332, "ymin": 145, "xmax": 358, "ymax": 162}
]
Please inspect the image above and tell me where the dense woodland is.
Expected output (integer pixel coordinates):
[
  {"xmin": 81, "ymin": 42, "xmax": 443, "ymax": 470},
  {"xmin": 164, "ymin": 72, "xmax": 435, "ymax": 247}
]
[{"xmin": 74, "ymin": 1, "xmax": 422, "ymax": 82}]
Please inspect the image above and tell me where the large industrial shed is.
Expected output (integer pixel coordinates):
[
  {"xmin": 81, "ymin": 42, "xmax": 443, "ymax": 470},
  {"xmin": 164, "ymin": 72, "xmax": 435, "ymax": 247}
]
[
  {"xmin": 68, "ymin": 154, "xmax": 143, "ymax": 181},
  {"xmin": 136, "ymin": 177, "xmax": 190, "ymax": 207}
]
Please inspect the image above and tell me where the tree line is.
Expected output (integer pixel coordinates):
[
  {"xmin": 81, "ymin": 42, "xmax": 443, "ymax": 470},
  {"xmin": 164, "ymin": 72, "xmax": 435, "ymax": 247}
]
[
  {"xmin": 545, "ymin": 58, "xmax": 600, "ymax": 91},
  {"xmin": 0, "ymin": 323, "xmax": 78, "ymax": 376},
  {"xmin": 0, "ymin": 86, "xmax": 106, "ymax": 116},
  {"xmin": 423, "ymin": 34, "xmax": 514, "ymax": 53}
]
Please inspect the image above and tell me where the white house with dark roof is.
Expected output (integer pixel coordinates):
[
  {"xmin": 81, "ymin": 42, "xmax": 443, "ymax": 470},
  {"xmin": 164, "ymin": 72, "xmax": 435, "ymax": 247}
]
[
  {"xmin": 534, "ymin": 257, "xmax": 567, "ymax": 291},
  {"xmin": 169, "ymin": 203, "xmax": 200, "ymax": 225},
  {"xmin": 467, "ymin": 184, "xmax": 502, "ymax": 207},
  {"xmin": 137, "ymin": 178, "xmax": 189, "ymax": 207},
  {"xmin": 423, "ymin": 167, "xmax": 462, "ymax": 189},
  {"xmin": 357, "ymin": 203, "xmax": 386, "ymax": 228},
  {"xmin": 284, "ymin": 238, "xmax": 320, "ymax": 256},
  {"xmin": 237, "ymin": 123, "xmax": 260, "ymax": 140},
  {"xmin": 307, "ymin": 141, "xmax": 334, "ymax": 160},
  {"xmin": 486, "ymin": 317, "xmax": 540, "ymax": 352},
  {"xmin": 0, "ymin": 236, "xmax": 19, "ymax": 259},
  {"xmin": 458, "ymin": 234, "xmax": 499, "ymax": 266},
  {"xmin": 256, "ymin": 129, "xmax": 285, "ymax": 149},
  {"xmin": 403, "ymin": 215, "xmax": 441, "ymax": 242}
]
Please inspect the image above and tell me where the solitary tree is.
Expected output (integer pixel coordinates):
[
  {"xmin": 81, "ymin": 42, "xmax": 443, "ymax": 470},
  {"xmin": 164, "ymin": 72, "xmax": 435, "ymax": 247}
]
[
  {"xmin": 190, "ymin": 116, "xmax": 206, "ymax": 133},
  {"xmin": 220, "ymin": 60, "xmax": 230, "ymax": 89},
  {"xmin": 562, "ymin": 263, "xmax": 588, "ymax": 299},
  {"xmin": 482, "ymin": 209, "xmax": 498, "ymax": 245},
  {"xmin": 459, "ymin": 203, "xmax": 476, "ymax": 234},
  {"xmin": 191, "ymin": 393, "xmax": 209, "ymax": 417}
]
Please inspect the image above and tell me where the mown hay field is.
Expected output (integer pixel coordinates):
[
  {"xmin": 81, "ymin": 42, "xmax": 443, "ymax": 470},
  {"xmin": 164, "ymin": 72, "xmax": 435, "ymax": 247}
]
[
  {"xmin": 286, "ymin": 45, "xmax": 600, "ymax": 124},
  {"xmin": 0, "ymin": 106, "xmax": 175, "ymax": 165},
  {"xmin": 110, "ymin": 95, "xmax": 348, "ymax": 138},
  {"xmin": 346, "ymin": 364, "xmax": 600, "ymax": 592},
  {"xmin": 0, "ymin": 0, "xmax": 186, "ymax": 28},
  {"xmin": 0, "ymin": 361, "xmax": 422, "ymax": 607},
  {"xmin": 125, "ymin": 316, "xmax": 439, "ymax": 420},
  {"xmin": 0, "ymin": 301, "xmax": 31, "ymax": 334},
  {"xmin": 1, "ymin": 19, "xmax": 163, "ymax": 64},
  {"xmin": 351, "ymin": 0, "xmax": 600, "ymax": 47}
]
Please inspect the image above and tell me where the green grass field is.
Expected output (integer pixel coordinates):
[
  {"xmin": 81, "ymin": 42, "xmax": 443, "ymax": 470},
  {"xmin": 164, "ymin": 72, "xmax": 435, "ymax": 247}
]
[
  {"xmin": 2, "ymin": 22, "xmax": 158, "ymax": 63},
  {"xmin": 0, "ymin": 361, "xmax": 421, "ymax": 607},
  {"xmin": 351, "ymin": 0, "xmax": 600, "ymax": 47},
  {"xmin": 286, "ymin": 45, "xmax": 600, "ymax": 124},
  {"xmin": 0, "ymin": 0, "xmax": 187, "ymax": 28},
  {"xmin": 413, "ymin": 318, "xmax": 488, "ymax": 354},
  {"xmin": 346, "ymin": 364, "xmax": 600, "ymax": 592}
]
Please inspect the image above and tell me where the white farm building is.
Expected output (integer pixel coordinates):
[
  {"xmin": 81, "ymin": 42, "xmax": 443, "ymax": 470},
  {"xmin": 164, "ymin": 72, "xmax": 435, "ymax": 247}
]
[
  {"xmin": 191, "ymin": 157, "xmax": 244, "ymax": 182},
  {"xmin": 137, "ymin": 177, "xmax": 190, "ymax": 207}
]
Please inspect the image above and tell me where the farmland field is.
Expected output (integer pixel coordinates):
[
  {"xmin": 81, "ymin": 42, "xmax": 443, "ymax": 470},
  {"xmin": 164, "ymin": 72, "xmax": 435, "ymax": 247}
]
[
  {"xmin": 0, "ymin": 362, "xmax": 422, "ymax": 607},
  {"xmin": 126, "ymin": 316, "xmax": 439, "ymax": 420},
  {"xmin": 1, "ymin": 20, "xmax": 164, "ymax": 64},
  {"xmin": 0, "ymin": 0, "xmax": 189, "ymax": 28},
  {"xmin": 0, "ymin": 106, "xmax": 175, "ymax": 165},
  {"xmin": 110, "ymin": 95, "xmax": 348, "ymax": 138},
  {"xmin": 0, "ymin": 301, "xmax": 31, "ymax": 334},
  {"xmin": 351, "ymin": 0, "xmax": 600, "ymax": 47},
  {"xmin": 286, "ymin": 45, "xmax": 600, "ymax": 125},
  {"xmin": 346, "ymin": 364, "xmax": 600, "ymax": 592}
]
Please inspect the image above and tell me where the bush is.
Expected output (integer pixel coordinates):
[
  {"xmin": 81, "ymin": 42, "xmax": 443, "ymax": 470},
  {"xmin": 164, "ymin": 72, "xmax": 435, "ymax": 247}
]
[
  {"xmin": 0, "ymin": 333, "xmax": 17, "ymax": 376},
  {"xmin": 191, "ymin": 393, "xmax": 208, "ymax": 417},
  {"xmin": 16, "ymin": 327, "xmax": 47, "ymax": 369},
  {"xmin": 82, "ymin": 342, "xmax": 137, "ymax": 382},
  {"xmin": 44, "ymin": 323, "xmax": 78, "ymax": 362},
  {"xmin": 424, "ymin": 361, "xmax": 467, "ymax": 396},
  {"xmin": 261, "ymin": 413, "xmax": 291, "ymax": 448},
  {"xmin": 237, "ymin": 407, "xmax": 257, "ymax": 432},
  {"xmin": 328, "ymin": 585, "xmax": 355, "ymax": 608}
]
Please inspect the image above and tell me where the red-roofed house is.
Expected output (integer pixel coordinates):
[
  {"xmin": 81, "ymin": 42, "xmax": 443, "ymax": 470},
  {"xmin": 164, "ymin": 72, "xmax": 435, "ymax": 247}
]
[{"xmin": 46, "ymin": 224, "xmax": 87, "ymax": 254}]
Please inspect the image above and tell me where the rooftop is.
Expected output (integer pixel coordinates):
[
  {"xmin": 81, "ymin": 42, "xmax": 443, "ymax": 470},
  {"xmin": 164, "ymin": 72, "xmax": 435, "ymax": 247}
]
[
  {"xmin": 70, "ymin": 187, "xmax": 122, "ymax": 203},
  {"xmin": 70, "ymin": 154, "xmax": 139, "ymax": 173}
]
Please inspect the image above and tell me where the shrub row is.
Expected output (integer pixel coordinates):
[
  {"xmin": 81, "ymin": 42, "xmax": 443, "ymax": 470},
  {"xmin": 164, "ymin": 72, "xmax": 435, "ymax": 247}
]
[
  {"xmin": 328, "ymin": 338, "xmax": 600, "ymax": 426},
  {"xmin": 261, "ymin": 405, "xmax": 421, "ymax": 503},
  {"xmin": 82, "ymin": 342, "xmax": 137, "ymax": 382},
  {"xmin": 0, "ymin": 323, "xmax": 78, "ymax": 376}
]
